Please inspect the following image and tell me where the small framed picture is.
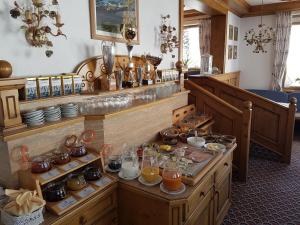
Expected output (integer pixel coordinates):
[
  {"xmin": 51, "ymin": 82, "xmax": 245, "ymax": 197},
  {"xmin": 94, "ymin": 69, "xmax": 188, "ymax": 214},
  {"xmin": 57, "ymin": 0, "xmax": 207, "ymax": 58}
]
[
  {"xmin": 229, "ymin": 25, "xmax": 234, "ymax": 40},
  {"xmin": 234, "ymin": 26, "xmax": 238, "ymax": 41},
  {"xmin": 233, "ymin": 45, "xmax": 238, "ymax": 59},
  {"xmin": 228, "ymin": 45, "xmax": 233, "ymax": 60}
]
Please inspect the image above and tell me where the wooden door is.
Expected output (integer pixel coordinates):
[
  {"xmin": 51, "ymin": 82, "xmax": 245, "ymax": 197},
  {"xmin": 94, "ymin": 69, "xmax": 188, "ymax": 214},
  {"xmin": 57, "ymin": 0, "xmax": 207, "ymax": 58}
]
[{"xmin": 214, "ymin": 169, "xmax": 232, "ymax": 225}]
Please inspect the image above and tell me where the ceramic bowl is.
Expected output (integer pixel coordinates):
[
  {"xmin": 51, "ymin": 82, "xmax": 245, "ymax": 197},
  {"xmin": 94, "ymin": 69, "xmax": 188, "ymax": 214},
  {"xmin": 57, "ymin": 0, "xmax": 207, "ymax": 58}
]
[{"xmin": 187, "ymin": 137, "xmax": 205, "ymax": 148}]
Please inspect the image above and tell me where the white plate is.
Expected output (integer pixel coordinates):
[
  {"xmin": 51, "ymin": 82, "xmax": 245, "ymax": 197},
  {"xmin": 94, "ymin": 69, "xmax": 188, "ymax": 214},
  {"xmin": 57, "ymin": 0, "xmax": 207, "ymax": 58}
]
[
  {"xmin": 160, "ymin": 182, "xmax": 186, "ymax": 195},
  {"xmin": 118, "ymin": 170, "xmax": 141, "ymax": 181},
  {"xmin": 105, "ymin": 165, "xmax": 121, "ymax": 173},
  {"xmin": 138, "ymin": 175, "xmax": 162, "ymax": 187},
  {"xmin": 23, "ymin": 110, "xmax": 43, "ymax": 116},
  {"xmin": 204, "ymin": 143, "xmax": 226, "ymax": 152}
]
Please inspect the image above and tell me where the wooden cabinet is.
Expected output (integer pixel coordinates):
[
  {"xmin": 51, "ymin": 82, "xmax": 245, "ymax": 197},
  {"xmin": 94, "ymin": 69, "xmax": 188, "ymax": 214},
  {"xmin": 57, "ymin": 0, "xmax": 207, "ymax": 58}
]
[
  {"xmin": 214, "ymin": 167, "xmax": 232, "ymax": 225},
  {"xmin": 117, "ymin": 148, "xmax": 234, "ymax": 225}
]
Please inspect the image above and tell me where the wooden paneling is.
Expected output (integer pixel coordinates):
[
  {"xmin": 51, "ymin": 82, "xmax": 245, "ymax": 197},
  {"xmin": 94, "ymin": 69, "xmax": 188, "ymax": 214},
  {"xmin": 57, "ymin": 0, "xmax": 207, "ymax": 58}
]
[
  {"xmin": 210, "ymin": 15, "xmax": 227, "ymax": 73},
  {"xmin": 244, "ymin": 1, "xmax": 300, "ymax": 17},
  {"xmin": 212, "ymin": 71, "xmax": 240, "ymax": 87},
  {"xmin": 189, "ymin": 76, "xmax": 296, "ymax": 164},
  {"xmin": 184, "ymin": 80, "xmax": 252, "ymax": 181}
]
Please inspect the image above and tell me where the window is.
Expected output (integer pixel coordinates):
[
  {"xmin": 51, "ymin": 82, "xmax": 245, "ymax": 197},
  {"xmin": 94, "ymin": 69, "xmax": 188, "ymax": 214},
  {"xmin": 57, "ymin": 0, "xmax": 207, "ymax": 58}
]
[
  {"xmin": 285, "ymin": 22, "xmax": 300, "ymax": 87},
  {"xmin": 183, "ymin": 27, "xmax": 201, "ymax": 68}
]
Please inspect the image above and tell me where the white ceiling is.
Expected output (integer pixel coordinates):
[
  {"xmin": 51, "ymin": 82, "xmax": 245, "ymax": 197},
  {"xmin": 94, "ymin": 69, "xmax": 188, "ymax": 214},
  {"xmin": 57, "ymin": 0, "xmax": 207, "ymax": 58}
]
[{"xmin": 246, "ymin": 0, "xmax": 288, "ymax": 5}]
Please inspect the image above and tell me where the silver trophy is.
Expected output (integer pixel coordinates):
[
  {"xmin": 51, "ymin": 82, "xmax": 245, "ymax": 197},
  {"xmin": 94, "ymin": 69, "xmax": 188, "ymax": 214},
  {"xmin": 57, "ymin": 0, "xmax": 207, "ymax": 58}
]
[
  {"xmin": 137, "ymin": 66, "xmax": 143, "ymax": 86},
  {"xmin": 101, "ymin": 42, "xmax": 115, "ymax": 78},
  {"xmin": 115, "ymin": 70, "xmax": 124, "ymax": 90}
]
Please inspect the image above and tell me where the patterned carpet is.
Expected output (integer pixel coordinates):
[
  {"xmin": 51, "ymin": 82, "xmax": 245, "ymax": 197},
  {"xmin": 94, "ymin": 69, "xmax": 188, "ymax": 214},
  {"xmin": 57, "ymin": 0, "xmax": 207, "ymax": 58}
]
[{"xmin": 222, "ymin": 124, "xmax": 300, "ymax": 225}]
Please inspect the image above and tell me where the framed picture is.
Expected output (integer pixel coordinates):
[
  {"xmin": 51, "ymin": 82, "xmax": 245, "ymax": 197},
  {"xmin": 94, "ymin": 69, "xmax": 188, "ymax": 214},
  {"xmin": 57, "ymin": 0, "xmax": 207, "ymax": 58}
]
[
  {"xmin": 234, "ymin": 26, "xmax": 238, "ymax": 41},
  {"xmin": 228, "ymin": 45, "xmax": 233, "ymax": 60},
  {"xmin": 89, "ymin": 0, "xmax": 140, "ymax": 44},
  {"xmin": 229, "ymin": 25, "xmax": 233, "ymax": 40},
  {"xmin": 233, "ymin": 45, "xmax": 238, "ymax": 59}
]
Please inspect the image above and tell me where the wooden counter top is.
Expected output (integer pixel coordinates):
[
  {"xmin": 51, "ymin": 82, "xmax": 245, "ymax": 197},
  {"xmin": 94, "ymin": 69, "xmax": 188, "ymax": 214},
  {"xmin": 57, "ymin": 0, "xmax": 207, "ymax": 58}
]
[{"xmin": 113, "ymin": 144, "xmax": 235, "ymax": 202}]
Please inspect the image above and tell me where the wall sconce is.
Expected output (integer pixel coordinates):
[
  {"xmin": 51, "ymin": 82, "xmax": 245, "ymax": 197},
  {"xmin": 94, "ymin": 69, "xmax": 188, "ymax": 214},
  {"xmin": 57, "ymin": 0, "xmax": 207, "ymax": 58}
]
[
  {"xmin": 10, "ymin": 0, "xmax": 67, "ymax": 57},
  {"xmin": 160, "ymin": 14, "xmax": 178, "ymax": 57}
]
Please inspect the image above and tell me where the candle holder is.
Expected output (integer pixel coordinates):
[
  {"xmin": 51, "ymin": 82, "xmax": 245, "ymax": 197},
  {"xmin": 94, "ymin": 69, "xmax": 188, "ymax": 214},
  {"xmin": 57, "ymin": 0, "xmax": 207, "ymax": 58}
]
[{"xmin": 10, "ymin": 0, "xmax": 67, "ymax": 57}]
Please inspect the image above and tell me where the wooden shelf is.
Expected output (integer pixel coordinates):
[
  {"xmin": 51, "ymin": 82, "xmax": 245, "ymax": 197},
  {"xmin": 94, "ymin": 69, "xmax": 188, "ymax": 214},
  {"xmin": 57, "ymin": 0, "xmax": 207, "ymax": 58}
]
[
  {"xmin": 38, "ymin": 152, "xmax": 100, "ymax": 186},
  {"xmin": 1, "ymin": 116, "xmax": 85, "ymax": 141}
]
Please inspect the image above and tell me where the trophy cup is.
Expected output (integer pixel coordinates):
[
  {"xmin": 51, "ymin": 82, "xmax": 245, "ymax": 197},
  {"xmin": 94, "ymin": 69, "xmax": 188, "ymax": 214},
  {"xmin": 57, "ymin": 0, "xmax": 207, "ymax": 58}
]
[
  {"xmin": 142, "ymin": 62, "xmax": 153, "ymax": 85},
  {"xmin": 146, "ymin": 55, "xmax": 162, "ymax": 84},
  {"xmin": 115, "ymin": 69, "xmax": 124, "ymax": 90},
  {"xmin": 137, "ymin": 65, "xmax": 143, "ymax": 86},
  {"xmin": 120, "ymin": 23, "xmax": 137, "ymax": 88},
  {"xmin": 101, "ymin": 42, "xmax": 116, "ymax": 91}
]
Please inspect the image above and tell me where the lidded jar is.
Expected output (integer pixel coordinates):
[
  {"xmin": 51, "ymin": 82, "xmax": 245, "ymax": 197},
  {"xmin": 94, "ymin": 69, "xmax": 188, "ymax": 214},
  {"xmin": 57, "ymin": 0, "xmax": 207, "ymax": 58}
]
[{"xmin": 162, "ymin": 161, "xmax": 182, "ymax": 191}]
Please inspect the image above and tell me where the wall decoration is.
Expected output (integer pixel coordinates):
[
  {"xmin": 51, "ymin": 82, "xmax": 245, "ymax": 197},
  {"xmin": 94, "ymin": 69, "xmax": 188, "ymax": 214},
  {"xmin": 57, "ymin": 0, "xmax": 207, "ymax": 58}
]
[
  {"xmin": 229, "ymin": 25, "xmax": 234, "ymax": 41},
  {"xmin": 160, "ymin": 14, "xmax": 178, "ymax": 56},
  {"xmin": 233, "ymin": 45, "xmax": 238, "ymax": 59},
  {"xmin": 244, "ymin": 0, "xmax": 274, "ymax": 53},
  {"xmin": 234, "ymin": 26, "xmax": 238, "ymax": 41},
  {"xmin": 228, "ymin": 45, "xmax": 233, "ymax": 60},
  {"xmin": 10, "ymin": 0, "xmax": 67, "ymax": 57},
  {"xmin": 89, "ymin": 0, "xmax": 139, "ymax": 44}
]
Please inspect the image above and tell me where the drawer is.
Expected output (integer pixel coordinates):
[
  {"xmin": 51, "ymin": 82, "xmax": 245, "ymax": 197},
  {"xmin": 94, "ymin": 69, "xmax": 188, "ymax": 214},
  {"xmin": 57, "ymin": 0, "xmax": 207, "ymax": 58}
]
[
  {"xmin": 214, "ymin": 152, "xmax": 232, "ymax": 183},
  {"xmin": 186, "ymin": 173, "xmax": 214, "ymax": 219},
  {"xmin": 53, "ymin": 189, "xmax": 117, "ymax": 225}
]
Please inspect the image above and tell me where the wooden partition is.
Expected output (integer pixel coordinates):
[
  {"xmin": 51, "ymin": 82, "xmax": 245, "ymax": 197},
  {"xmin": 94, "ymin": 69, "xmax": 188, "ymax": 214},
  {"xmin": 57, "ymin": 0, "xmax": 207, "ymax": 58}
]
[
  {"xmin": 189, "ymin": 76, "xmax": 296, "ymax": 164},
  {"xmin": 185, "ymin": 80, "xmax": 252, "ymax": 181},
  {"xmin": 212, "ymin": 71, "xmax": 240, "ymax": 87}
]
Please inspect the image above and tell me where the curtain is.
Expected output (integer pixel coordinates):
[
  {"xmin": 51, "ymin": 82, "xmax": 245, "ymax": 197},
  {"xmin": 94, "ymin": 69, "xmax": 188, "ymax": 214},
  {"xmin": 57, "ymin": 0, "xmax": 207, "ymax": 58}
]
[
  {"xmin": 271, "ymin": 11, "xmax": 292, "ymax": 91},
  {"xmin": 199, "ymin": 19, "xmax": 211, "ymax": 55}
]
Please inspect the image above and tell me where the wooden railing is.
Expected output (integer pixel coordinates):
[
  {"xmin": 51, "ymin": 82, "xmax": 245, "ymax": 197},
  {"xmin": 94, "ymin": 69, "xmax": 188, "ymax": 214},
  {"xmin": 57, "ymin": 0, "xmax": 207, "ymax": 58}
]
[
  {"xmin": 212, "ymin": 71, "xmax": 240, "ymax": 87},
  {"xmin": 188, "ymin": 76, "xmax": 297, "ymax": 164},
  {"xmin": 184, "ymin": 80, "xmax": 252, "ymax": 182}
]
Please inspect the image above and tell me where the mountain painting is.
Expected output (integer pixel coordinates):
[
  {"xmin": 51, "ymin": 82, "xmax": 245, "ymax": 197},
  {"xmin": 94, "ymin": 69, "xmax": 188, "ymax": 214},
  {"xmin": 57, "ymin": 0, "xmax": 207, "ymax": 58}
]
[{"xmin": 90, "ymin": 0, "xmax": 138, "ymax": 42}]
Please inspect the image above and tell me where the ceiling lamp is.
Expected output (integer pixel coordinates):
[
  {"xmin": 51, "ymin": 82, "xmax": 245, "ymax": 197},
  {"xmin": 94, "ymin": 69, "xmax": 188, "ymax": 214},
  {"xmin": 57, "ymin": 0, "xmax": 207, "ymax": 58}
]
[{"xmin": 244, "ymin": 0, "xmax": 275, "ymax": 53}]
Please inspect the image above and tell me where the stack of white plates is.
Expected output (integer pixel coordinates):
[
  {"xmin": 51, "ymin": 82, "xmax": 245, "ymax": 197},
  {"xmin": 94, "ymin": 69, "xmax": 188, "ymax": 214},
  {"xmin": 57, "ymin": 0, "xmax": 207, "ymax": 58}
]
[
  {"xmin": 22, "ymin": 109, "xmax": 45, "ymax": 127},
  {"xmin": 61, "ymin": 103, "xmax": 78, "ymax": 118},
  {"xmin": 44, "ymin": 106, "xmax": 62, "ymax": 122}
]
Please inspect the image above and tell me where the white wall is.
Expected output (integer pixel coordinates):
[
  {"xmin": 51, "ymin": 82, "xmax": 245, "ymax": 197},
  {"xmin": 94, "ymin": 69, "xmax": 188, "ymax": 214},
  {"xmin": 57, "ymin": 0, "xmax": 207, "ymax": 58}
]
[
  {"xmin": 0, "ymin": 0, "xmax": 179, "ymax": 77},
  {"xmin": 225, "ymin": 12, "xmax": 240, "ymax": 73},
  {"xmin": 239, "ymin": 15, "xmax": 276, "ymax": 90}
]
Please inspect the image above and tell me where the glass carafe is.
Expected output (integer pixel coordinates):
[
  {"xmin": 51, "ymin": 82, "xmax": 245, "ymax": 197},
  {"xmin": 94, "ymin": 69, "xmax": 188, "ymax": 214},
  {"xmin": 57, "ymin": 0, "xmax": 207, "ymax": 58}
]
[
  {"xmin": 141, "ymin": 149, "xmax": 159, "ymax": 183},
  {"xmin": 162, "ymin": 161, "xmax": 182, "ymax": 191},
  {"xmin": 121, "ymin": 149, "xmax": 139, "ymax": 178}
]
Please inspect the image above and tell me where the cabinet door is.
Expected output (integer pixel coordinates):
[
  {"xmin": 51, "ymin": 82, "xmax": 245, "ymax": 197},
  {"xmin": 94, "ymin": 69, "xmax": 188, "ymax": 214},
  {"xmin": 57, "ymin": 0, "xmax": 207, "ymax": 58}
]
[
  {"xmin": 214, "ymin": 168, "xmax": 232, "ymax": 225},
  {"xmin": 185, "ymin": 189, "xmax": 214, "ymax": 225}
]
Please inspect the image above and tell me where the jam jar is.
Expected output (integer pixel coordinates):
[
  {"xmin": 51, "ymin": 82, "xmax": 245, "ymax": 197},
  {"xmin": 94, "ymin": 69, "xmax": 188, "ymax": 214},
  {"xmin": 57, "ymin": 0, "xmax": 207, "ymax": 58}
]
[
  {"xmin": 68, "ymin": 142, "xmax": 87, "ymax": 157},
  {"xmin": 52, "ymin": 149, "xmax": 71, "ymax": 165},
  {"xmin": 84, "ymin": 166, "xmax": 102, "ymax": 181},
  {"xmin": 67, "ymin": 173, "xmax": 87, "ymax": 191},
  {"xmin": 31, "ymin": 156, "xmax": 52, "ymax": 173},
  {"xmin": 43, "ymin": 181, "xmax": 67, "ymax": 202}
]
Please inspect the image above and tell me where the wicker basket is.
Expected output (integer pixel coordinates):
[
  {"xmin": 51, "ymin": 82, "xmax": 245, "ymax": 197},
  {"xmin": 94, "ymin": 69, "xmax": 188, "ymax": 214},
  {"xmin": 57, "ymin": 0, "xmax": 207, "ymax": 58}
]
[{"xmin": 1, "ymin": 207, "xmax": 44, "ymax": 225}]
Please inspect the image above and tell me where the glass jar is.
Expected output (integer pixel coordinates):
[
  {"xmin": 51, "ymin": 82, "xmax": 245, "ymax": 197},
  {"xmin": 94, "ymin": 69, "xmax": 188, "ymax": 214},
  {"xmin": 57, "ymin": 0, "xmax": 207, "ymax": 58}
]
[
  {"xmin": 67, "ymin": 173, "xmax": 87, "ymax": 191},
  {"xmin": 141, "ymin": 149, "xmax": 159, "ymax": 183},
  {"xmin": 108, "ymin": 155, "xmax": 122, "ymax": 171},
  {"xmin": 162, "ymin": 161, "xmax": 182, "ymax": 191},
  {"xmin": 43, "ymin": 181, "xmax": 67, "ymax": 202},
  {"xmin": 121, "ymin": 149, "xmax": 139, "ymax": 178},
  {"xmin": 52, "ymin": 149, "xmax": 71, "ymax": 165},
  {"xmin": 31, "ymin": 156, "xmax": 52, "ymax": 173}
]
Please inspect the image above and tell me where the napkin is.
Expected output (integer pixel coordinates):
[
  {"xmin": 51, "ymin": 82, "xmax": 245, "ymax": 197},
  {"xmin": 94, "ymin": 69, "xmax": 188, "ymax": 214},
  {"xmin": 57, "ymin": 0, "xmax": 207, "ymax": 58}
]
[{"xmin": 3, "ymin": 189, "xmax": 45, "ymax": 216}]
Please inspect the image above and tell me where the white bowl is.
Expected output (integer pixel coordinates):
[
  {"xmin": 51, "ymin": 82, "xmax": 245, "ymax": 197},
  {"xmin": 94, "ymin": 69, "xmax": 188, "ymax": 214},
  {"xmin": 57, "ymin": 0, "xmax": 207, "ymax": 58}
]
[{"xmin": 187, "ymin": 137, "xmax": 205, "ymax": 148}]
